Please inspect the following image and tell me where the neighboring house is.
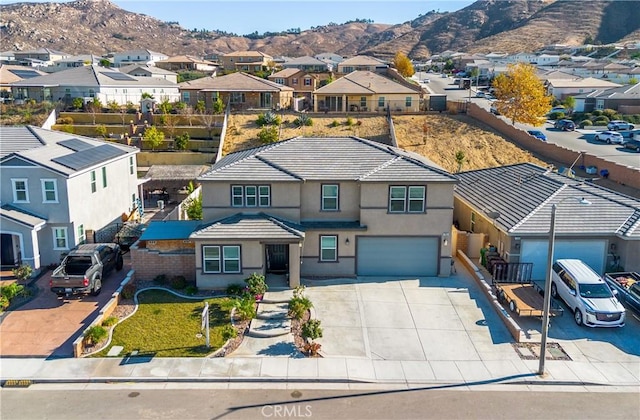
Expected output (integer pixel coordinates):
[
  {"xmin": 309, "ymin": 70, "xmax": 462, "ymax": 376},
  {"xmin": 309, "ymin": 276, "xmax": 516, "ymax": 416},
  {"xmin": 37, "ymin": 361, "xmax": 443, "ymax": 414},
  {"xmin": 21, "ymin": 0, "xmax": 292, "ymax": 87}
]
[
  {"xmin": 0, "ymin": 126, "xmax": 140, "ymax": 272},
  {"xmin": 337, "ymin": 55, "xmax": 388, "ymax": 74},
  {"xmin": 119, "ymin": 64, "xmax": 179, "ymax": 84},
  {"xmin": 111, "ymin": 49, "xmax": 168, "ymax": 67},
  {"xmin": 573, "ymin": 83, "xmax": 640, "ymax": 113},
  {"xmin": 9, "ymin": 64, "xmax": 179, "ymax": 105},
  {"xmin": 219, "ymin": 51, "xmax": 273, "ymax": 73},
  {"xmin": 282, "ymin": 56, "xmax": 329, "ymax": 73},
  {"xmin": 314, "ymin": 52, "xmax": 343, "ymax": 71},
  {"xmin": 179, "ymin": 72, "xmax": 293, "ymax": 111},
  {"xmin": 48, "ymin": 54, "xmax": 102, "ymax": 72},
  {"xmin": 545, "ymin": 77, "xmax": 621, "ymax": 99},
  {"xmin": 0, "ymin": 65, "xmax": 46, "ymax": 93},
  {"xmin": 155, "ymin": 55, "xmax": 218, "ymax": 73},
  {"xmin": 0, "ymin": 51, "xmax": 16, "ymax": 64},
  {"xmin": 453, "ymin": 163, "xmax": 640, "ymax": 280},
  {"xmin": 187, "ymin": 136, "xmax": 458, "ymax": 289},
  {"xmin": 13, "ymin": 48, "xmax": 70, "ymax": 67},
  {"xmin": 268, "ymin": 68, "xmax": 318, "ymax": 104},
  {"xmin": 312, "ymin": 70, "xmax": 421, "ymax": 112}
]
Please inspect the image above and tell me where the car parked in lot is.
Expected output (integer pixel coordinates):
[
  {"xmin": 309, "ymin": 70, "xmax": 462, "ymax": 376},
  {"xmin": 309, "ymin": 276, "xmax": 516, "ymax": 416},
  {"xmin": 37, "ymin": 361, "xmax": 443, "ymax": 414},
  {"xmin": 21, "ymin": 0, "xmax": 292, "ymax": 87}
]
[
  {"xmin": 551, "ymin": 259, "xmax": 625, "ymax": 327},
  {"xmin": 547, "ymin": 106, "xmax": 567, "ymax": 115},
  {"xmin": 553, "ymin": 119, "xmax": 576, "ymax": 131},
  {"xmin": 527, "ymin": 130, "xmax": 547, "ymax": 141},
  {"xmin": 422, "ymin": 78, "xmax": 430, "ymax": 83},
  {"xmin": 607, "ymin": 120, "xmax": 635, "ymax": 131},
  {"xmin": 594, "ymin": 130, "xmax": 625, "ymax": 144},
  {"xmin": 623, "ymin": 139, "xmax": 640, "ymax": 152}
]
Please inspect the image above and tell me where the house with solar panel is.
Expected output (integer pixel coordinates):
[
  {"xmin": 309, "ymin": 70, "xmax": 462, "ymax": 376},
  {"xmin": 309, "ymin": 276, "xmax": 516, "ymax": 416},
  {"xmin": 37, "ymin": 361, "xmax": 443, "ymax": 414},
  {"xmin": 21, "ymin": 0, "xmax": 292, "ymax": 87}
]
[
  {"xmin": 184, "ymin": 136, "xmax": 458, "ymax": 289},
  {"xmin": 9, "ymin": 64, "xmax": 179, "ymax": 107},
  {"xmin": 0, "ymin": 126, "xmax": 140, "ymax": 273}
]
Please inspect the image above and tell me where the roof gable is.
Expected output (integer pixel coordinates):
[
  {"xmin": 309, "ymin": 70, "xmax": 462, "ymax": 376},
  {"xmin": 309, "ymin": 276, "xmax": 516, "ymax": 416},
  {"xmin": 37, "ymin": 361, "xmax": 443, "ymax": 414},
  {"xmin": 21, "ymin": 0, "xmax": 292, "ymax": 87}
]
[
  {"xmin": 314, "ymin": 71, "xmax": 418, "ymax": 95},
  {"xmin": 197, "ymin": 72, "xmax": 293, "ymax": 92}
]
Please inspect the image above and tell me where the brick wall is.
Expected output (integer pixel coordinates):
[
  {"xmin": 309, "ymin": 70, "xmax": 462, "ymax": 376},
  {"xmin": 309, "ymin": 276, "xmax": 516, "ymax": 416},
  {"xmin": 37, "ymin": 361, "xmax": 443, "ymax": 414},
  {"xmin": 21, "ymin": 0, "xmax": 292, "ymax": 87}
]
[
  {"xmin": 130, "ymin": 247, "xmax": 196, "ymax": 282},
  {"xmin": 467, "ymin": 103, "xmax": 640, "ymax": 190}
]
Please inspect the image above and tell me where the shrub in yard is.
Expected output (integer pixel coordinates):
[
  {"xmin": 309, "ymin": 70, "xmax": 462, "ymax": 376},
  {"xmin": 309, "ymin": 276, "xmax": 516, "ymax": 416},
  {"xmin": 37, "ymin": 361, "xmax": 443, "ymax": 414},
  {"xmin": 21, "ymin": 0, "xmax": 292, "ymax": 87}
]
[
  {"xmin": 345, "ymin": 116, "xmax": 355, "ymax": 126},
  {"xmin": 170, "ymin": 275, "xmax": 187, "ymax": 290},
  {"xmin": 256, "ymin": 111, "xmax": 281, "ymax": 127},
  {"xmin": 579, "ymin": 119, "xmax": 593, "ymax": 128},
  {"xmin": 84, "ymin": 325, "xmax": 108, "ymax": 345},
  {"xmin": 121, "ymin": 282, "xmax": 136, "ymax": 299},
  {"xmin": 102, "ymin": 317, "xmax": 119, "ymax": 327},
  {"xmin": 56, "ymin": 116, "xmax": 74, "ymax": 125},
  {"xmin": 593, "ymin": 116, "xmax": 610, "ymax": 125},
  {"xmin": 226, "ymin": 284, "xmax": 244, "ymax": 296},
  {"xmin": 258, "ymin": 126, "xmax": 279, "ymax": 144},
  {"xmin": 0, "ymin": 283, "xmax": 25, "ymax": 301},
  {"xmin": 221, "ymin": 324, "xmax": 238, "ymax": 341},
  {"xmin": 591, "ymin": 110, "xmax": 603, "ymax": 117},
  {"xmin": 0, "ymin": 296, "xmax": 9, "ymax": 311},
  {"xmin": 234, "ymin": 295, "xmax": 257, "ymax": 320},
  {"xmin": 288, "ymin": 295, "xmax": 313, "ymax": 320},
  {"xmin": 548, "ymin": 111, "xmax": 565, "ymax": 120},
  {"xmin": 245, "ymin": 273, "xmax": 268, "ymax": 297},
  {"xmin": 330, "ymin": 120, "xmax": 340, "ymax": 127},
  {"xmin": 184, "ymin": 285, "xmax": 198, "ymax": 296},
  {"xmin": 294, "ymin": 114, "xmax": 313, "ymax": 127},
  {"xmin": 12, "ymin": 264, "xmax": 32, "ymax": 283},
  {"xmin": 602, "ymin": 109, "xmax": 619, "ymax": 121},
  {"xmin": 153, "ymin": 274, "xmax": 168, "ymax": 285}
]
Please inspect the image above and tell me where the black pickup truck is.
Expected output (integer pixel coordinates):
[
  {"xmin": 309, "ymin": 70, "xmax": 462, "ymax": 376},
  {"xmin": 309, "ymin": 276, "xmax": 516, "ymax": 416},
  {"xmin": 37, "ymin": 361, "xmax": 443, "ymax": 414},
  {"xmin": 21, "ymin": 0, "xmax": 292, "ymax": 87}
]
[{"xmin": 50, "ymin": 243, "xmax": 123, "ymax": 297}]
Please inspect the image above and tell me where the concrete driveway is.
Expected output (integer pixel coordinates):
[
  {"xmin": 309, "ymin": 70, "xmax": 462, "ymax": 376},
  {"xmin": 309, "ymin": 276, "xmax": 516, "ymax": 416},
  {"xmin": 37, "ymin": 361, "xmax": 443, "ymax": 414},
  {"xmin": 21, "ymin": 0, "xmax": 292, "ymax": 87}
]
[
  {"xmin": 0, "ymin": 257, "xmax": 130, "ymax": 358},
  {"xmin": 303, "ymin": 273, "xmax": 517, "ymax": 364}
]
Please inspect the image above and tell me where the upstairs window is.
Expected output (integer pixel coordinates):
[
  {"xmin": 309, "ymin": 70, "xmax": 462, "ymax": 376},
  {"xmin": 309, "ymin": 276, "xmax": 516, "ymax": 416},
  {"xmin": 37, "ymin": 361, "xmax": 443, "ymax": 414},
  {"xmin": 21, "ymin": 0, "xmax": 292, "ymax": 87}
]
[
  {"xmin": 231, "ymin": 185, "xmax": 270, "ymax": 207},
  {"xmin": 41, "ymin": 179, "xmax": 58, "ymax": 203},
  {"xmin": 12, "ymin": 179, "xmax": 29, "ymax": 203},
  {"xmin": 102, "ymin": 167, "xmax": 107, "ymax": 188},
  {"xmin": 90, "ymin": 171, "xmax": 97, "ymax": 193},
  {"xmin": 389, "ymin": 186, "xmax": 425, "ymax": 213},
  {"xmin": 129, "ymin": 157, "xmax": 134, "ymax": 175},
  {"xmin": 321, "ymin": 184, "xmax": 339, "ymax": 211}
]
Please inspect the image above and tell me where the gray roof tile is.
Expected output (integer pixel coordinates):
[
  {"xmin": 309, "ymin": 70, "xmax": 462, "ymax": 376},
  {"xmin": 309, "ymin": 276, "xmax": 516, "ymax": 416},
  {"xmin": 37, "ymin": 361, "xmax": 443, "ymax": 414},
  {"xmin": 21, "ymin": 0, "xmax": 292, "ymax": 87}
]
[
  {"xmin": 190, "ymin": 213, "xmax": 304, "ymax": 240},
  {"xmin": 200, "ymin": 136, "xmax": 457, "ymax": 183},
  {"xmin": 0, "ymin": 204, "xmax": 47, "ymax": 228}
]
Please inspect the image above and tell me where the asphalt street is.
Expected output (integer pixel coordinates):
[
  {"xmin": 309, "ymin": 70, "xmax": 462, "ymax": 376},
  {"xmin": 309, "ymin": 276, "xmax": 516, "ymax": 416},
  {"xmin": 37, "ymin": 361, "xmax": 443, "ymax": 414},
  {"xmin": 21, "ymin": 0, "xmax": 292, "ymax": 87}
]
[{"xmin": 2, "ymin": 386, "xmax": 638, "ymax": 420}]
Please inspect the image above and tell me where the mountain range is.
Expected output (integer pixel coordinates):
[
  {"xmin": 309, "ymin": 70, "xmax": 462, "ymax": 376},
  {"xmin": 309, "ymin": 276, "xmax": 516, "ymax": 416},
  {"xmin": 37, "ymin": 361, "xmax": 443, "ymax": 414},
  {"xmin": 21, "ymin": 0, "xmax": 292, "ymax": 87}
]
[{"xmin": 1, "ymin": 0, "xmax": 639, "ymax": 59}]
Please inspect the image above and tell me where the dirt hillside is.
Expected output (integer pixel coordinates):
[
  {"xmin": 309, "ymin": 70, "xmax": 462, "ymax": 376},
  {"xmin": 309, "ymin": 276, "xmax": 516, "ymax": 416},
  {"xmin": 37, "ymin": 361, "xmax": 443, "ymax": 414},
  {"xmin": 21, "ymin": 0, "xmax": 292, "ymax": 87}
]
[{"xmin": 224, "ymin": 113, "xmax": 546, "ymax": 174}]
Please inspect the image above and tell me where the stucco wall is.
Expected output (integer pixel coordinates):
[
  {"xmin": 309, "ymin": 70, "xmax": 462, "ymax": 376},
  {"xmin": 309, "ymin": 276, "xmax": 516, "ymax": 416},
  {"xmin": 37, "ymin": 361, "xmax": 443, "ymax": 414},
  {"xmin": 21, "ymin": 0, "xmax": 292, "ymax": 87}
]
[
  {"xmin": 130, "ymin": 246, "xmax": 196, "ymax": 283},
  {"xmin": 300, "ymin": 181, "xmax": 360, "ymax": 221}
]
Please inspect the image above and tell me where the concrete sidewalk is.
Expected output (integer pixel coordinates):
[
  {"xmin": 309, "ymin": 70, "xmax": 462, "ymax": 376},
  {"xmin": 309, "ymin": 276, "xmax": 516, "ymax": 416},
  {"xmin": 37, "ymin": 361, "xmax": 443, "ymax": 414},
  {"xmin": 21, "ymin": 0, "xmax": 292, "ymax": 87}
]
[{"xmin": 1, "ymin": 354, "xmax": 638, "ymax": 389}]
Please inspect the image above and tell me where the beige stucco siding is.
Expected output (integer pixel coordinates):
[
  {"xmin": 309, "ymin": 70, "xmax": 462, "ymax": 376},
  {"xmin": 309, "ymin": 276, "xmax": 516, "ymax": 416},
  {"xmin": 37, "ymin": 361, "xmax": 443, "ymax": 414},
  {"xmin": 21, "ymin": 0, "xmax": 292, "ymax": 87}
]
[
  {"xmin": 300, "ymin": 181, "xmax": 360, "ymax": 221},
  {"xmin": 194, "ymin": 239, "xmax": 264, "ymax": 288}
]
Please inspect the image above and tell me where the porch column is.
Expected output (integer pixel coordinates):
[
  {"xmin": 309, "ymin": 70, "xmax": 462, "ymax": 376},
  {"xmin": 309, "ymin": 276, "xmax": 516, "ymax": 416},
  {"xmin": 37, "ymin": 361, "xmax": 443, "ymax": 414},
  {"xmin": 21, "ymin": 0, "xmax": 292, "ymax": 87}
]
[
  {"xmin": 342, "ymin": 94, "xmax": 346, "ymax": 112},
  {"xmin": 288, "ymin": 243, "xmax": 301, "ymax": 288}
]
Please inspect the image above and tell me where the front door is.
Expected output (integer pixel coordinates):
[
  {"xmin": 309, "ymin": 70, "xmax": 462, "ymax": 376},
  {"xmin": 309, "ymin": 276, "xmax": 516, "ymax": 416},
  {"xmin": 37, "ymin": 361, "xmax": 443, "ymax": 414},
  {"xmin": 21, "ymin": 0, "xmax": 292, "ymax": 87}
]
[
  {"xmin": 266, "ymin": 244, "xmax": 288, "ymax": 274},
  {"xmin": 260, "ymin": 92, "xmax": 272, "ymax": 108},
  {"xmin": 1, "ymin": 234, "xmax": 15, "ymax": 267}
]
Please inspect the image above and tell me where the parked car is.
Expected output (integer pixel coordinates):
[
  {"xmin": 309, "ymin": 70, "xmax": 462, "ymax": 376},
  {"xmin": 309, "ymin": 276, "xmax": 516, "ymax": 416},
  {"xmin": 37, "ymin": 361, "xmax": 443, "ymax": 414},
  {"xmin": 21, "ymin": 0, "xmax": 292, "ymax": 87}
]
[
  {"xmin": 527, "ymin": 130, "xmax": 547, "ymax": 141},
  {"xmin": 489, "ymin": 104, "xmax": 500, "ymax": 115},
  {"xmin": 623, "ymin": 139, "xmax": 640, "ymax": 152},
  {"xmin": 551, "ymin": 259, "xmax": 626, "ymax": 327},
  {"xmin": 422, "ymin": 78, "xmax": 430, "ymax": 83},
  {"xmin": 553, "ymin": 119, "xmax": 576, "ymax": 131},
  {"xmin": 607, "ymin": 120, "xmax": 635, "ymax": 131},
  {"xmin": 594, "ymin": 130, "xmax": 625, "ymax": 144},
  {"xmin": 548, "ymin": 106, "xmax": 567, "ymax": 115},
  {"xmin": 476, "ymin": 91, "xmax": 486, "ymax": 98}
]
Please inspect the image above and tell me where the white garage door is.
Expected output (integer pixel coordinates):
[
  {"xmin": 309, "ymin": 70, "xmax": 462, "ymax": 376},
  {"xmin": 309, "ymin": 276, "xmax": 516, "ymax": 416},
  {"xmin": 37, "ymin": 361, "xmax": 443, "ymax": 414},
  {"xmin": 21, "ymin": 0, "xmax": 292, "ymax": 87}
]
[
  {"xmin": 520, "ymin": 239, "xmax": 606, "ymax": 280},
  {"xmin": 357, "ymin": 237, "xmax": 439, "ymax": 276}
]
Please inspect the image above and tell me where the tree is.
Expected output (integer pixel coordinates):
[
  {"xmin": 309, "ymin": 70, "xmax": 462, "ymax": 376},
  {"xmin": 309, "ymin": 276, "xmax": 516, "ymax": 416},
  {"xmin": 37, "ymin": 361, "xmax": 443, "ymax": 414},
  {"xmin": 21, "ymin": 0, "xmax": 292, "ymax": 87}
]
[
  {"xmin": 87, "ymin": 97, "xmax": 103, "ymax": 125},
  {"xmin": 212, "ymin": 97, "xmax": 224, "ymax": 114},
  {"xmin": 562, "ymin": 96, "xmax": 576, "ymax": 114},
  {"xmin": 455, "ymin": 150, "xmax": 466, "ymax": 173},
  {"xmin": 492, "ymin": 62, "xmax": 552, "ymax": 126},
  {"xmin": 99, "ymin": 58, "xmax": 111, "ymax": 67},
  {"xmin": 143, "ymin": 126, "xmax": 164, "ymax": 150},
  {"xmin": 95, "ymin": 124, "xmax": 107, "ymax": 138},
  {"xmin": 72, "ymin": 97, "xmax": 84, "ymax": 111},
  {"xmin": 392, "ymin": 51, "xmax": 414, "ymax": 77},
  {"xmin": 184, "ymin": 193, "xmax": 202, "ymax": 220},
  {"xmin": 629, "ymin": 77, "xmax": 638, "ymax": 85},
  {"xmin": 107, "ymin": 100, "xmax": 120, "ymax": 113}
]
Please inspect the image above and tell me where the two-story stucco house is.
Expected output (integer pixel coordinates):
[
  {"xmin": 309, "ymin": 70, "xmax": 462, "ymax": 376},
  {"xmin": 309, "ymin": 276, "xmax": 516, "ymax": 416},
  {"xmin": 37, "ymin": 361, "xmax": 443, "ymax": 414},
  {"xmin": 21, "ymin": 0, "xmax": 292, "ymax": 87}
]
[
  {"xmin": 111, "ymin": 49, "xmax": 168, "ymax": 67},
  {"xmin": 220, "ymin": 51, "xmax": 273, "ymax": 73},
  {"xmin": 0, "ymin": 126, "xmax": 140, "ymax": 273},
  {"xmin": 189, "ymin": 136, "xmax": 458, "ymax": 289}
]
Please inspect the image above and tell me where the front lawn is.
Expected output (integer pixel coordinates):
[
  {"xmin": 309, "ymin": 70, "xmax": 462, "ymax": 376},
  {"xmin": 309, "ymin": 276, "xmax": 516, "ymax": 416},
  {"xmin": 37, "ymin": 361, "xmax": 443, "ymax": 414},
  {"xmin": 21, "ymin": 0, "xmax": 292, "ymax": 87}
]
[{"xmin": 97, "ymin": 290, "xmax": 235, "ymax": 357}]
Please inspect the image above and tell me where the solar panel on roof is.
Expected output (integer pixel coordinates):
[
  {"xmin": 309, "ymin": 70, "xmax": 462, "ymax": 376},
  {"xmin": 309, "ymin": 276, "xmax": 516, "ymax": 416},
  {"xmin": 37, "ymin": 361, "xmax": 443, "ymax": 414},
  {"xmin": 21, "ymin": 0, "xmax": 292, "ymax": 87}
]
[
  {"xmin": 59, "ymin": 139, "xmax": 94, "ymax": 152},
  {"xmin": 52, "ymin": 144, "xmax": 127, "ymax": 171},
  {"xmin": 9, "ymin": 69, "xmax": 41, "ymax": 79},
  {"xmin": 101, "ymin": 72, "xmax": 136, "ymax": 81}
]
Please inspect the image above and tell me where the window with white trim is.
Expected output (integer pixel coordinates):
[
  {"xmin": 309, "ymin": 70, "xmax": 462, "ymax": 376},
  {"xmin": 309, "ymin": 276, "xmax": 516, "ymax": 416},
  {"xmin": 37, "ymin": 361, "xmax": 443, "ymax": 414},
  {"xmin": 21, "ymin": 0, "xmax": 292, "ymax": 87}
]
[
  {"xmin": 77, "ymin": 224, "xmax": 85, "ymax": 244},
  {"xmin": 320, "ymin": 235, "xmax": 337, "ymax": 262},
  {"xmin": 304, "ymin": 78, "xmax": 311, "ymax": 86},
  {"xmin": 53, "ymin": 227, "xmax": 68, "ymax": 250},
  {"xmin": 292, "ymin": 78, "xmax": 298, "ymax": 85},
  {"xmin": 389, "ymin": 186, "xmax": 425, "ymax": 213},
  {"xmin": 231, "ymin": 185, "xmax": 270, "ymax": 207},
  {"xmin": 12, "ymin": 179, "xmax": 29, "ymax": 203},
  {"xmin": 322, "ymin": 184, "xmax": 339, "ymax": 211},
  {"xmin": 41, "ymin": 179, "xmax": 58, "ymax": 203},
  {"xmin": 202, "ymin": 245, "xmax": 241, "ymax": 273},
  {"xmin": 129, "ymin": 157, "xmax": 134, "ymax": 175},
  {"xmin": 378, "ymin": 97, "xmax": 385, "ymax": 108},
  {"xmin": 90, "ymin": 171, "xmax": 97, "ymax": 193}
]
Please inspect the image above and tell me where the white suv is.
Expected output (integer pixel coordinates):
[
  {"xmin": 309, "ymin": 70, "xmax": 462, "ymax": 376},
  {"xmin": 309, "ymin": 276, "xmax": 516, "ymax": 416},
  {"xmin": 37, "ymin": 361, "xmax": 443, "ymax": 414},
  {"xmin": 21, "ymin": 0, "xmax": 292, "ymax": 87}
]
[
  {"xmin": 607, "ymin": 120, "xmax": 635, "ymax": 131},
  {"xmin": 551, "ymin": 259, "xmax": 625, "ymax": 327}
]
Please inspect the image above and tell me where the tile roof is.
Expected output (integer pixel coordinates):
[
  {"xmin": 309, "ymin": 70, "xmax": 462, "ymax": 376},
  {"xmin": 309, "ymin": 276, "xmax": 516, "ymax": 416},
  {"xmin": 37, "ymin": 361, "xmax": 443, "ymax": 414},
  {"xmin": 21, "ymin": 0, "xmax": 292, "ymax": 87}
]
[
  {"xmin": 0, "ymin": 204, "xmax": 47, "ymax": 229},
  {"xmin": 200, "ymin": 136, "xmax": 457, "ymax": 183},
  {"xmin": 339, "ymin": 55, "xmax": 387, "ymax": 66},
  {"xmin": 546, "ymin": 77, "xmax": 621, "ymax": 89},
  {"xmin": 313, "ymin": 71, "xmax": 418, "ymax": 95},
  {"xmin": 190, "ymin": 213, "xmax": 304, "ymax": 240},
  {"xmin": 0, "ymin": 126, "xmax": 138, "ymax": 175},
  {"xmin": 9, "ymin": 65, "xmax": 177, "ymax": 88},
  {"xmin": 181, "ymin": 72, "xmax": 293, "ymax": 92},
  {"xmin": 455, "ymin": 163, "xmax": 640, "ymax": 238},
  {"xmin": 0, "ymin": 65, "xmax": 47, "ymax": 85},
  {"xmin": 144, "ymin": 165, "xmax": 211, "ymax": 181},
  {"xmin": 119, "ymin": 64, "xmax": 177, "ymax": 76},
  {"xmin": 269, "ymin": 68, "xmax": 303, "ymax": 78},
  {"xmin": 282, "ymin": 56, "xmax": 327, "ymax": 66},
  {"xmin": 139, "ymin": 220, "xmax": 202, "ymax": 241}
]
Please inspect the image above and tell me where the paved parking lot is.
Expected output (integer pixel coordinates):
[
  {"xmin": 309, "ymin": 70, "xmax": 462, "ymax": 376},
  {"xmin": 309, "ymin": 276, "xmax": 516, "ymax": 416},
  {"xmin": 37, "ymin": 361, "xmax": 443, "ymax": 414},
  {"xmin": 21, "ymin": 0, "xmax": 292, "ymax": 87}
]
[{"xmin": 0, "ymin": 259, "xmax": 130, "ymax": 358}]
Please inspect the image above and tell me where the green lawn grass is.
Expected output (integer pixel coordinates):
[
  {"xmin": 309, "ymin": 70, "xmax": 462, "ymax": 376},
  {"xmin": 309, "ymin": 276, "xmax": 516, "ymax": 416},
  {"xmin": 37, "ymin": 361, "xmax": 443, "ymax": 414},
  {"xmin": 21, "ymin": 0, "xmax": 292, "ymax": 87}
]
[{"xmin": 97, "ymin": 289, "xmax": 235, "ymax": 357}]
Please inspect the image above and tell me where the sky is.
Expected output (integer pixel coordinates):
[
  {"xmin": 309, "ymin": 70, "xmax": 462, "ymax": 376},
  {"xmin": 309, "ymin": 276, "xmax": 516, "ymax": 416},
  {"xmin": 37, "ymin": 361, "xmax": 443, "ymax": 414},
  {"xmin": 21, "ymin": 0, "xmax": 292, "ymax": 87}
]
[{"xmin": 1, "ymin": 0, "xmax": 476, "ymax": 34}]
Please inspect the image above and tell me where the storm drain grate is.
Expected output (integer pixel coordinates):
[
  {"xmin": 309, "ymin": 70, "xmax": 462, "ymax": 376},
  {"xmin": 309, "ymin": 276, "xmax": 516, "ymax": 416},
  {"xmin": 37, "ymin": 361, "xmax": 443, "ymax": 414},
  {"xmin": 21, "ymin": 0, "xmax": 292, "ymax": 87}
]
[
  {"xmin": 2, "ymin": 379, "xmax": 32, "ymax": 388},
  {"xmin": 512, "ymin": 342, "xmax": 572, "ymax": 361}
]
